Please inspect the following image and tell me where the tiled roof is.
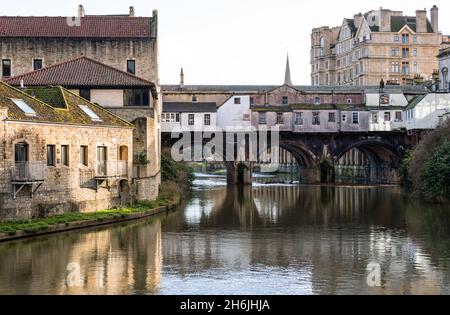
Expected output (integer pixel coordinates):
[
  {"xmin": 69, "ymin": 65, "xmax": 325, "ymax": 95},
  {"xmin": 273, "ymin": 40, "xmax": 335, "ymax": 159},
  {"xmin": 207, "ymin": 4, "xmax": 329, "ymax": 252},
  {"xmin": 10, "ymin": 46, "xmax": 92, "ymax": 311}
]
[
  {"xmin": 0, "ymin": 16, "xmax": 154, "ymax": 38},
  {"xmin": 0, "ymin": 82, "xmax": 133, "ymax": 128},
  {"xmin": 5, "ymin": 57, "xmax": 156, "ymax": 89},
  {"xmin": 163, "ymin": 102, "xmax": 217, "ymax": 113}
]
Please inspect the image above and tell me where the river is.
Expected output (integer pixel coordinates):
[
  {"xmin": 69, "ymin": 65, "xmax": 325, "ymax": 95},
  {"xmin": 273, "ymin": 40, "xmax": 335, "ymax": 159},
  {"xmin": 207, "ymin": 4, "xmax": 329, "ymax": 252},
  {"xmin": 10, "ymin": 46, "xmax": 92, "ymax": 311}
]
[{"xmin": 0, "ymin": 173, "xmax": 450, "ymax": 295}]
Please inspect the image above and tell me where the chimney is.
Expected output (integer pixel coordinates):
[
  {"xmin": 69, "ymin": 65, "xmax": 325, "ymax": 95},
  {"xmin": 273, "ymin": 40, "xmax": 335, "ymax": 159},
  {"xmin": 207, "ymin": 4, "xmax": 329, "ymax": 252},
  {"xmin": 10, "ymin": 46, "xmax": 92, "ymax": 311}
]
[
  {"xmin": 129, "ymin": 6, "xmax": 135, "ymax": 17},
  {"xmin": 180, "ymin": 68, "xmax": 185, "ymax": 89},
  {"xmin": 431, "ymin": 5, "xmax": 439, "ymax": 33},
  {"xmin": 353, "ymin": 13, "xmax": 363, "ymax": 29},
  {"xmin": 78, "ymin": 4, "xmax": 85, "ymax": 17},
  {"xmin": 416, "ymin": 9, "xmax": 427, "ymax": 33},
  {"xmin": 379, "ymin": 8, "xmax": 392, "ymax": 32}
]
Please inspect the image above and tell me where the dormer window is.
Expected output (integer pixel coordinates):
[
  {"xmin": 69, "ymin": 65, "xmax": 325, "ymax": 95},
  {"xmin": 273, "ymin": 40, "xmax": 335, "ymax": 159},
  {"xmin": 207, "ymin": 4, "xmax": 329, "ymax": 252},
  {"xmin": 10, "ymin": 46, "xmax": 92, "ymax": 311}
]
[
  {"xmin": 192, "ymin": 95, "xmax": 198, "ymax": 102},
  {"xmin": 314, "ymin": 96, "xmax": 321, "ymax": 105},
  {"xmin": 347, "ymin": 98, "xmax": 352, "ymax": 104},
  {"xmin": 282, "ymin": 96, "xmax": 289, "ymax": 105},
  {"xmin": 79, "ymin": 105, "xmax": 102, "ymax": 122},
  {"xmin": 11, "ymin": 98, "xmax": 36, "ymax": 116}
]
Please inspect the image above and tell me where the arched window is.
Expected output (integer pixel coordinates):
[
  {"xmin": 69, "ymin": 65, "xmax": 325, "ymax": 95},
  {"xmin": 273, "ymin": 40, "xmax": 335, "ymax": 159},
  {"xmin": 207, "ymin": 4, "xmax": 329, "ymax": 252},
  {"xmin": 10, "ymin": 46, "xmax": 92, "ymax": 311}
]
[{"xmin": 442, "ymin": 67, "xmax": 448, "ymax": 90}]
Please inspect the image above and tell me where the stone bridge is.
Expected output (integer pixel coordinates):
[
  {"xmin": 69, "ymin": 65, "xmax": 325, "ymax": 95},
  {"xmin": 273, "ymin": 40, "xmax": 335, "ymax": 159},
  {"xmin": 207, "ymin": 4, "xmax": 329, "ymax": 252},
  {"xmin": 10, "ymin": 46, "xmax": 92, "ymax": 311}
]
[{"xmin": 162, "ymin": 130, "xmax": 409, "ymax": 185}]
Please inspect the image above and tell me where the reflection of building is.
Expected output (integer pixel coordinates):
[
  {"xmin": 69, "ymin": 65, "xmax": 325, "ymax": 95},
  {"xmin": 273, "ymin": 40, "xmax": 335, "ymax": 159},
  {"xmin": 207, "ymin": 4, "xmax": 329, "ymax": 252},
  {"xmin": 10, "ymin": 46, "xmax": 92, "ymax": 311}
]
[
  {"xmin": 311, "ymin": 6, "xmax": 446, "ymax": 86},
  {"xmin": 0, "ymin": 83, "xmax": 133, "ymax": 220}
]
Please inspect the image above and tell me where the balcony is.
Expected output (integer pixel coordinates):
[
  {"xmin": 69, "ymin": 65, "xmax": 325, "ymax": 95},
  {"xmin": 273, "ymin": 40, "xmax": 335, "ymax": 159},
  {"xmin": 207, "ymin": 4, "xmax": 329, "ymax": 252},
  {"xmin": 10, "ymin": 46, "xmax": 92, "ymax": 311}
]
[
  {"xmin": 11, "ymin": 162, "xmax": 46, "ymax": 199},
  {"xmin": 12, "ymin": 162, "xmax": 46, "ymax": 183},
  {"xmin": 95, "ymin": 160, "xmax": 128, "ymax": 179}
]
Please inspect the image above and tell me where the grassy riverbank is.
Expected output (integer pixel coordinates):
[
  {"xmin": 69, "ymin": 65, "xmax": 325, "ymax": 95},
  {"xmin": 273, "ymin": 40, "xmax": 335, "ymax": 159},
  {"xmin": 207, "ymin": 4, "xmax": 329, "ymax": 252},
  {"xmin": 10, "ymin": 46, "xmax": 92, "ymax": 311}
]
[{"xmin": 0, "ymin": 183, "xmax": 181, "ymax": 236}]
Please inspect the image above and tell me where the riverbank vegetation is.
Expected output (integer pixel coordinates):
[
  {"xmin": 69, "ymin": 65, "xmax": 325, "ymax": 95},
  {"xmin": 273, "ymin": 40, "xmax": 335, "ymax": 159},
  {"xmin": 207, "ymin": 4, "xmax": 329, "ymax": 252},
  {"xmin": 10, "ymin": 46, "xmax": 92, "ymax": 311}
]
[
  {"xmin": 161, "ymin": 150, "xmax": 195, "ymax": 194},
  {"xmin": 400, "ymin": 120, "xmax": 450, "ymax": 203}
]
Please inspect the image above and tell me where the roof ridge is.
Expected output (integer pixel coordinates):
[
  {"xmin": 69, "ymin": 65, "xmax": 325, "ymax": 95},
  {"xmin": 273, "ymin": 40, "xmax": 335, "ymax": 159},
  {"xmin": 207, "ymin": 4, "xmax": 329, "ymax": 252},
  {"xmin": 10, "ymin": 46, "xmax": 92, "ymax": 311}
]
[
  {"xmin": 4, "ymin": 56, "xmax": 86, "ymax": 83},
  {"xmin": 5, "ymin": 56, "xmax": 156, "ymax": 87}
]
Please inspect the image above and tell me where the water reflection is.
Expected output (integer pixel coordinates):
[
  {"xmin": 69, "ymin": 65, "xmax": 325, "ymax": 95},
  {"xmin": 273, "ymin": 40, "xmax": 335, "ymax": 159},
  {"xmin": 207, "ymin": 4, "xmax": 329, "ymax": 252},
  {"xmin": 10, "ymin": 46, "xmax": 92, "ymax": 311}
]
[{"xmin": 0, "ymin": 177, "xmax": 450, "ymax": 295}]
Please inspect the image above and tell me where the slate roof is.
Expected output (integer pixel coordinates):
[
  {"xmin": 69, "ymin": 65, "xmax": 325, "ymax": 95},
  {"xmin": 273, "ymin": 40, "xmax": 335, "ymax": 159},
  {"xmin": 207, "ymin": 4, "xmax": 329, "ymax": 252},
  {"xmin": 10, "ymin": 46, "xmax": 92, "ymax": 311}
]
[
  {"xmin": 163, "ymin": 102, "xmax": 217, "ymax": 113},
  {"xmin": 0, "ymin": 16, "xmax": 154, "ymax": 39},
  {"xmin": 0, "ymin": 82, "xmax": 133, "ymax": 128},
  {"xmin": 5, "ymin": 57, "xmax": 156, "ymax": 90},
  {"xmin": 162, "ymin": 85, "xmax": 429, "ymax": 94},
  {"xmin": 390, "ymin": 16, "xmax": 434, "ymax": 33}
]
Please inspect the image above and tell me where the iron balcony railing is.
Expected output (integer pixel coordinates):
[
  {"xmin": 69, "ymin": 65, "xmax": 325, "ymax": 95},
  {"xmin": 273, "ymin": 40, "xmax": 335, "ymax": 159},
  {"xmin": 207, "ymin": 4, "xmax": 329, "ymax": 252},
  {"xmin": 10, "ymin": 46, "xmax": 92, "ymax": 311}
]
[
  {"xmin": 96, "ymin": 160, "xmax": 128, "ymax": 178},
  {"xmin": 12, "ymin": 162, "xmax": 46, "ymax": 182}
]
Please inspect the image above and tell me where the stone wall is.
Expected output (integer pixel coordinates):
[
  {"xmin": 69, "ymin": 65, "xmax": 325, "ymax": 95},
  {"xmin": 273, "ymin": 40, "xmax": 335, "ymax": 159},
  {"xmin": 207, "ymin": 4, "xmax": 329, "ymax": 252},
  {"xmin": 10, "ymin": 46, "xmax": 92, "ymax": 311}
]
[
  {"xmin": 0, "ymin": 121, "xmax": 134, "ymax": 221},
  {"xmin": 0, "ymin": 37, "xmax": 158, "ymax": 83}
]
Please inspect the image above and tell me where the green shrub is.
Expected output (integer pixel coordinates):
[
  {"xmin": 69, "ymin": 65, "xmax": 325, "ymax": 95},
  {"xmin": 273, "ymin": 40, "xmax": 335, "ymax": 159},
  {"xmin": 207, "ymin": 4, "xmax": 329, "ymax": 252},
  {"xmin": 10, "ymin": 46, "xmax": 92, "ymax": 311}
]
[{"xmin": 420, "ymin": 141, "xmax": 450, "ymax": 202}]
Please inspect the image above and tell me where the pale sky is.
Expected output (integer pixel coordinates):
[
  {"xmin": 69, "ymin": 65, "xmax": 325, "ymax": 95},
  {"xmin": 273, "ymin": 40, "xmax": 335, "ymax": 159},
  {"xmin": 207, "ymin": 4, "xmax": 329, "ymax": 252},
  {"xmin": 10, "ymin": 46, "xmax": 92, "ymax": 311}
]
[{"xmin": 2, "ymin": 0, "xmax": 450, "ymax": 85}]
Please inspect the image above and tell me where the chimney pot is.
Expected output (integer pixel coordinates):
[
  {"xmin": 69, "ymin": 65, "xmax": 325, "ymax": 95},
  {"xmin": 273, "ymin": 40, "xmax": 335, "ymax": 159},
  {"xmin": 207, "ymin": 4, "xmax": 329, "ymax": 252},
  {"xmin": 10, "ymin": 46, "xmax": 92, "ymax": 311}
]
[
  {"xmin": 78, "ymin": 4, "xmax": 85, "ymax": 17},
  {"xmin": 129, "ymin": 6, "xmax": 135, "ymax": 17}
]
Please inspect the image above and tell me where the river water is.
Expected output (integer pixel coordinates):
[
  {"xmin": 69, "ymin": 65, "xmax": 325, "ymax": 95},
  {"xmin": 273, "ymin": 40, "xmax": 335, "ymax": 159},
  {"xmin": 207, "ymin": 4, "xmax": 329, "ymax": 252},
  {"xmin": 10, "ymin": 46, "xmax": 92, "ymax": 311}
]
[{"xmin": 1, "ymin": 173, "xmax": 450, "ymax": 295}]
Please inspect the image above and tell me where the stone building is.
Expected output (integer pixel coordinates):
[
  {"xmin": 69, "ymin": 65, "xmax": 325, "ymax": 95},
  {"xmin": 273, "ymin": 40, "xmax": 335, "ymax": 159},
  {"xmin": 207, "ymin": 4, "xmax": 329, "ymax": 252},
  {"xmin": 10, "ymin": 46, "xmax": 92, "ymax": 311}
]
[
  {"xmin": 438, "ymin": 47, "xmax": 450, "ymax": 91},
  {"xmin": 0, "ymin": 82, "xmax": 135, "ymax": 221},
  {"xmin": 0, "ymin": 5, "xmax": 158, "ymax": 83},
  {"xmin": 311, "ymin": 6, "xmax": 445, "ymax": 86},
  {"xmin": 5, "ymin": 56, "xmax": 161, "ymax": 202}
]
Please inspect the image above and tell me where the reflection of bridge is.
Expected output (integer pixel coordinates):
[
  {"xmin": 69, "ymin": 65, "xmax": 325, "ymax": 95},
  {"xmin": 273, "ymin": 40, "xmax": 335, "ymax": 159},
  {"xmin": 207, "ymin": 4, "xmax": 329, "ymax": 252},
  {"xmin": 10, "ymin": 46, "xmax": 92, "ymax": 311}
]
[{"xmin": 162, "ymin": 130, "xmax": 407, "ymax": 185}]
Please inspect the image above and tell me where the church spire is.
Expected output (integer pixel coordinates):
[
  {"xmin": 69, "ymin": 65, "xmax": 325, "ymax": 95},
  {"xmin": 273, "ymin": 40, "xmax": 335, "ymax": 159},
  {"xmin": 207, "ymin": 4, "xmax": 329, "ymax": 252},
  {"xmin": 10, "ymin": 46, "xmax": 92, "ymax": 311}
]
[{"xmin": 284, "ymin": 53, "xmax": 292, "ymax": 86}]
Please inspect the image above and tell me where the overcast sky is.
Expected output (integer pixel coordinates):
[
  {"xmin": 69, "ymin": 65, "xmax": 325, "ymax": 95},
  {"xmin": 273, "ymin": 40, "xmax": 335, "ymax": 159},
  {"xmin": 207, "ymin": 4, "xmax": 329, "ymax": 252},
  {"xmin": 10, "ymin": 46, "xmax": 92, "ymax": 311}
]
[{"xmin": 3, "ymin": 0, "xmax": 450, "ymax": 85}]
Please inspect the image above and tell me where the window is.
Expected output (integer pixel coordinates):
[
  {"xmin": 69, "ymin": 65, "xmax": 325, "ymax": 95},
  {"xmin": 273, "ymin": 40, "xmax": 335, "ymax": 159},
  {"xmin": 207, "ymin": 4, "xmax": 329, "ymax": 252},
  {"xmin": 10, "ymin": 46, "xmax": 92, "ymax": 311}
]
[
  {"xmin": 371, "ymin": 112, "xmax": 378, "ymax": 124},
  {"xmin": 402, "ymin": 48, "xmax": 409, "ymax": 58},
  {"xmin": 47, "ymin": 145, "xmax": 55, "ymax": 166},
  {"xmin": 394, "ymin": 35, "xmax": 400, "ymax": 43},
  {"xmin": 342, "ymin": 114, "xmax": 347, "ymax": 122},
  {"xmin": 402, "ymin": 62, "xmax": 410, "ymax": 75},
  {"xmin": 15, "ymin": 142, "xmax": 28, "ymax": 163},
  {"xmin": 2, "ymin": 59, "xmax": 11, "ymax": 77},
  {"xmin": 61, "ymin": 145, "xmax": 69, "ymax": 166},
  {"xmin": 413, "ymin": 63, "xmax": 418, "ymax": 74},
  {"xmin": 204, "ymin": 114, "xmax": 211, "ymax": 126},
  {"xmin": 347, "ymin": 98, "xmax": 352, "ymax": 104},
  {"xmin": 79, "ymin": 89, "xmax": 91, "ymax": 101},
  {"xmin": 188, "ymin": 114, "xmax": 195, "ymax": 126},
  {"xmin": 391, "ymin": 48, "xmax": 400, "ymax": 57},
  {"xmin": 192, "ymin": 95, "xmax": 198, "ymax": 102},
  {"xmin": 413, "ymin": 35, "xmax": 418, "ymax": 44},
  {"xmin": 127, "ymin": 60, "xmax": 136, "ymax": 75},
  {"xmin": 79, "ymin": 105, "xmax": 102, "ymax": 122},
  {"xmin": 11, "ymin": 98, "xmax": 36, "ymax": 116},
  {"xmin": 294, "ymin": 112, "xmax": 303, "ymax": 125},
  {"xmin": 276, "ymin": 113, "xmax": 284, "ymax": 124},
  {"xmin": 176, "ymin": 113, "xmax": 180, "ymax": 122},
  {"xmin": 384, "ymin": 112, "xmax": 391, "ymax": 122},
  {"xmin": 413, "ymin": 48, "xmax": 418, "ymax": 57},
  {"xmin": 259, "ymin": 112, "xmax": 266, "ymax": 125},
  {"xmin": 395, "ymin": 111, "xmax": 402, "ymax": 122},
  {"xmin": 402, "ymin": 34, "xmax": 409, "ymax": 44},
  {"xmin": 124, "ymin": 89, "xmax": 150, "ymax": 106},
  {"xmin": 249, "ymin": 97, "xmax": 255, "ymax": 105},
  {"xmin": 312, "ymin": 112, "xmax": 320, "ymax": 125},
  {"xmin": 234, "ymin": 97, "xmax": 241, "ymax": 104},
  {"xmin": 97, "ymin": 146, "xmax": 107, "ymax": 176},
  {"xmin": 352, "ymin": 112, "xmax": 359, "ymax": 124},
  {"xmin": 80, "ymin": 146, "xmax": 88, "ymax": 166},
  {"xmin": 328, "ymin": 112, "xmax": 336, "ymax": 123},
  {"xmin": 33, "ymin": 59, "xmax": 43, "ymax": 71},
  {"xmin": 314, "ymin": 96, "xmax": 321, "ymax": 105},
  {"xmin": 282, "ymin": 96, "xmax": 289, "ymax": 105},
  {"xmin": 392, "ymin": 61, "xmax": 400, "ymax": 73}
]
